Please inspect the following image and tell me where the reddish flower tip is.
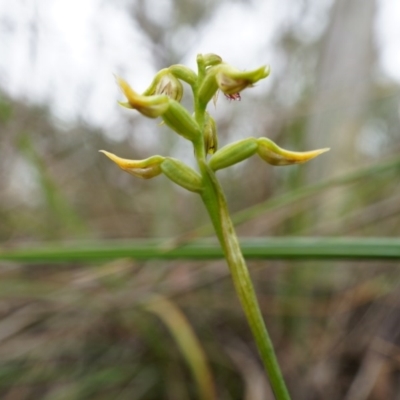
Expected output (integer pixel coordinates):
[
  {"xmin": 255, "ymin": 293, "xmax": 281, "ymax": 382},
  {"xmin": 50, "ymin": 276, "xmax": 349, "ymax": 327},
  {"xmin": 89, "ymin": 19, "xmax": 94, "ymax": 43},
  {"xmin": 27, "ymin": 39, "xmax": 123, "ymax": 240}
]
[{"xmin": 224, "ymin": 92, "xmax": 241, "ymax": 101}]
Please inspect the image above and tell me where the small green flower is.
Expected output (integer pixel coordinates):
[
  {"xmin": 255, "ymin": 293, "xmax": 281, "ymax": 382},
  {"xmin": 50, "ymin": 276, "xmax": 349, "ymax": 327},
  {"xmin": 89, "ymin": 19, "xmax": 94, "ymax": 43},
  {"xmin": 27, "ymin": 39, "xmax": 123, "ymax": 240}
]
[
  {"xmin": 144, "ymin": 69, "xmax": 183, "ymax": 102},
  {"xmin": 99, "ymin": 150, "xmax": 203, "ymax": 193},
  {"xmin": 199, "ymin": 63, "xmax": 270, "ymax": 105},
  {"xmin": 209, "ymin": 137, "xmax": 330, "ymax": 171},
  {"xmin": 215, "ymin": 64, "xmax": 270, "ymax": 94},
  {"xmin": 116, "ymin": 73, "xmax": 199, "ymax": 141}
]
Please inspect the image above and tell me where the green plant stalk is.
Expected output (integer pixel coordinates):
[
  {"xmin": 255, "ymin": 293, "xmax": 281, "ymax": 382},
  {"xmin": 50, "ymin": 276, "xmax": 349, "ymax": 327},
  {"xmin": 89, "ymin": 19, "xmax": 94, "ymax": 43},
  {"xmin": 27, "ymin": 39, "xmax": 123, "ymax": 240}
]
[
  {"xmin": 198, "ymin": 157, "xmax": 290, "ymax": 400},
  {"xmin": 192, "ymin": 60, "xmax": 290, "ymax": 399}
]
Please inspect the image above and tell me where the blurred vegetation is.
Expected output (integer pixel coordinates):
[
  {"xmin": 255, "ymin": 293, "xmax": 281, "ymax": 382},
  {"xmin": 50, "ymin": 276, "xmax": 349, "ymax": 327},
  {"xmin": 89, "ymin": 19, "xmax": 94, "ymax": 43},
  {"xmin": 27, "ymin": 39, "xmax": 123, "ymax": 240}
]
[{"xmin": 0, "ymin": 0, "xmax": 400, "ymax": 399}]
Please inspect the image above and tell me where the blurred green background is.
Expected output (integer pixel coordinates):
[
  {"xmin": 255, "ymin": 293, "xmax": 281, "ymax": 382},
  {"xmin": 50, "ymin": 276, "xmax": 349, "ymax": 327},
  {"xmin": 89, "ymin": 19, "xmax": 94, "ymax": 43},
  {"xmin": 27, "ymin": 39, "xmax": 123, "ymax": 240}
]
[{"xmin": 0, "ymin": 0, "xmax": 400, "ymax": 399}]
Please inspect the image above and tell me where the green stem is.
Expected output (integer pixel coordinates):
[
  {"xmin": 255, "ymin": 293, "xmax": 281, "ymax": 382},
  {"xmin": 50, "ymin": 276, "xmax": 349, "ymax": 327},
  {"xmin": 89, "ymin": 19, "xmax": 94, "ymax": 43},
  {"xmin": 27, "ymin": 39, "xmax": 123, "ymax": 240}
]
[
  {"xmin": 198, "ymin": 162, "xmax": 291, "ymax": 400},
  {"xmin": 192, "ymin": 58, "xmax": 290, "ymax": 399}
]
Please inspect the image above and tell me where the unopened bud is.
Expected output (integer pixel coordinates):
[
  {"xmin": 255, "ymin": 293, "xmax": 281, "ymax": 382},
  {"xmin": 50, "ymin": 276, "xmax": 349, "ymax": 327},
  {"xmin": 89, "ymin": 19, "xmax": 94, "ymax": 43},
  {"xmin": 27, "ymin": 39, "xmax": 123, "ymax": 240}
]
[{"xmin": 204, "ymin": 113, "xmax": 218, "ymax": 154}]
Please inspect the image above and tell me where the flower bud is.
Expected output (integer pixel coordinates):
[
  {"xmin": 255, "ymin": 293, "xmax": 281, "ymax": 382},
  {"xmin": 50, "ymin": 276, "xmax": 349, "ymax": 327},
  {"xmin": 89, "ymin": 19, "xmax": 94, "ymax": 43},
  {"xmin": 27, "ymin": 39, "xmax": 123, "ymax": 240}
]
[
  {"xmin": 209, "ymin": 138, "xmax": 258, "ymax": 171},
  {"xmin": 204, "ymin": 113, "xmax": 218, "ymax": 154},
  {"xmin": 116, "ymin": 76, "xmax": 169, "ymax": 118},
  {"xmin": 256, "ymin": 138, "xmax": 330, "ymax": 166},
  {"xmin": 99, "ymin": 150, "xmax": 164, "ymax": 179},
  {"xmin": 160, "ymin": 158, "xmax": 203, "ymax": 193}
]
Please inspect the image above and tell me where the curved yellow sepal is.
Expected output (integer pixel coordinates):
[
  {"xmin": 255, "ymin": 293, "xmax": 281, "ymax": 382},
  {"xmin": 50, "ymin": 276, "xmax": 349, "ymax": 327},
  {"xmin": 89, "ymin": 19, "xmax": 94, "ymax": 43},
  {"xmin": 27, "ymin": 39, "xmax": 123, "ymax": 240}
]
[
  {"xmin": 116, "ymin": 76, "xmax": 169, "ymax": 118},
  {"xmin": 257, "ymin": 138, "xmax": 330, "ymax": 166},
  {"xmin": 99, "ymin": 150, "xmax": 164, "ymax": 179}
]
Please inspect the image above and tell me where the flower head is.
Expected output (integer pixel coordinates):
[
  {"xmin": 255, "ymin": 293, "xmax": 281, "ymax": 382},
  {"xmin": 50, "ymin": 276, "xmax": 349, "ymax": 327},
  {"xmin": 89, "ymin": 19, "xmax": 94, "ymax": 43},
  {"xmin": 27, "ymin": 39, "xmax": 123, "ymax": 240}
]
[
  {"xmin": 199, "ymin": 63, "xmax": 270, "ymax": 105},
  {"xmin": 215, "ymin": 64, "xmax": 269, "ymax": 94}
]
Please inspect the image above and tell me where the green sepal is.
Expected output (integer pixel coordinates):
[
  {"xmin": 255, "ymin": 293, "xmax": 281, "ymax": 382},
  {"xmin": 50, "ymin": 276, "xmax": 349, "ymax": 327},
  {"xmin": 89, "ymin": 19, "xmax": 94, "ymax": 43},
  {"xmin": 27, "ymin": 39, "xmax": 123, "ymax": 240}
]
[
  {"xmin": 203, "ymin": 53, "xmax": 223, "ymax": 67},
  {"xmin": 198, "ymin": 66, "xmax": 220, "ymax": 106},
  {"xmin": 168, "ymin": 65, "xmax": 197, "ymax": 86}
]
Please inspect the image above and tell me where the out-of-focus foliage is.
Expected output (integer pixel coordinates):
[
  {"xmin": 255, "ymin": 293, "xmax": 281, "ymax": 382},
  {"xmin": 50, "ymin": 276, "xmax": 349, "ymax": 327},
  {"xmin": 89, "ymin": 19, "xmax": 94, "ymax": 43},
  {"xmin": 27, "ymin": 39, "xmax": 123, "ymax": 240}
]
[{"xmin": 0, "ymin": 0, "xmax": 400, "ymax": 398}]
